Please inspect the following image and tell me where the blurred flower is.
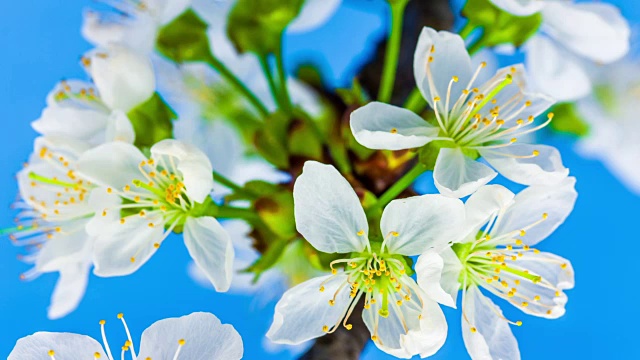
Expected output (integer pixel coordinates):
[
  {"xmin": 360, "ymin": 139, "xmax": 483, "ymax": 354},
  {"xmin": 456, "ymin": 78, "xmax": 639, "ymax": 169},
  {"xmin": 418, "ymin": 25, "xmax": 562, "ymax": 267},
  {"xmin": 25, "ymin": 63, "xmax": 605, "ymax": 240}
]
[
  {"xmin": 8, "ymin": 137, "xmax": 100, "ymax": 319},
  {"xmin": 267, "ymin": 161, "xmax": 465, "ymax": 358},
  {"xmin": 575, "ymin": 61, "xmax": 640, "ymax": 194},
  {"xmin": 76, "ymin": 139, "xmax": 234, "ymax": 291},
  {"xmin": 8, "ymin": 312, "xmax": 243, "ymax": 360},
  {"xmin": 490, "ymin": 0, "xmax": 630, "ymax": 101},
  {"xmin": 351, "ymin": 27, "xmax": 567, "ymax": 198},
  {"xmin": 32, "ymin": 45, "xmax": 156, "ymax": 146},
  {"xmin": 416, "ymin": 180, "xmax": 576, "ymax": 360},
  {"xmin": 82, "ymin": 0, "xmax": 191, "ymax": 52}
]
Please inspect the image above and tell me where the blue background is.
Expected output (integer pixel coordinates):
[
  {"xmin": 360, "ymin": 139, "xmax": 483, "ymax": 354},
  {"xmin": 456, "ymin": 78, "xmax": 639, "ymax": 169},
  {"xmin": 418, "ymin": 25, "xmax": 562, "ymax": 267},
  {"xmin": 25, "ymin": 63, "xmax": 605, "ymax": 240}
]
[{"xmin": 0, "ymin": 0, "xmax": 637, "ymax": 358}]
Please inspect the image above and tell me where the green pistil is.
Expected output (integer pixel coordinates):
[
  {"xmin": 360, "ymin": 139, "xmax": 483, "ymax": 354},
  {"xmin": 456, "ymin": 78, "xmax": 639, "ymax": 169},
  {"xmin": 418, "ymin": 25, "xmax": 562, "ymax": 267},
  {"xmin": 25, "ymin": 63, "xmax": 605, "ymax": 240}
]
[
  {"xmin": 28, "ymin": 172, "xmax": 77, "ymax": 188},
  {"xmin": 466, "ymin": 74, "xmax": 513, "ymax": 121},
  {"xmin": 132, "ymin": 179, "xmax": 166, "ymax": 198}
]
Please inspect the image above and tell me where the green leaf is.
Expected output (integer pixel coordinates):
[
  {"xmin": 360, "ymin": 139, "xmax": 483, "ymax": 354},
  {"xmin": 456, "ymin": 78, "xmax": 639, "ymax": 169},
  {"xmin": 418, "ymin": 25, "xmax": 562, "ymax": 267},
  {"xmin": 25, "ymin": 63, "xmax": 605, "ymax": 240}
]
[
  {"xmin": 227, "ymin": 0, "xmax": 305, "ymax": 55},
  {"xmin": 244, "ymin": 238, "xmax": 289, "ymax": 282},
  {"xmin": 126, "ymin": 93, "xmax": 176, "ymax": 150},
  {"xmin": 463, "ymin": 0, "xmax": 542, "ymax": 47},
  {"xmin": 255, "ymin": 190, "xmax": 297, "ymax": 240},
  {"xmin": 288, "ymin": 119, "xmax": 324, "ymax": 160},
  {"xmin": 156, "ymin": 9, "xmax": 212, "ymax": 63},
  {"xmin": 549, "ymin": 103, "xmax": 590, "ymax": 137}
]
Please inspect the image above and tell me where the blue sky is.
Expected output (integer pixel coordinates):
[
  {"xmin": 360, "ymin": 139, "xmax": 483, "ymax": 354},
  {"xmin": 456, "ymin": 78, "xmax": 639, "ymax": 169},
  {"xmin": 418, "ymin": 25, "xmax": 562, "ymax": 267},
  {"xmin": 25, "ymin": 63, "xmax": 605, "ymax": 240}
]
[{"xmin": 0, "ymin": 0, "xmax": 638, "ymax": 358}]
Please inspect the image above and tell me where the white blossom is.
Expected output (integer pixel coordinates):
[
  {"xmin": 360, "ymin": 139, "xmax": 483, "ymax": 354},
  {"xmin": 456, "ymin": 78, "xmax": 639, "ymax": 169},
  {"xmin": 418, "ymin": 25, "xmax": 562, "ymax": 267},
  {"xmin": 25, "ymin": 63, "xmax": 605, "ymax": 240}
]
[
  {"xmin": 416, "ymin": 180, "xmax": 577, "ymax": 360},
  {"xmin": 8, "ymin": 312, "xmax": 243, "ymax": 360},
  {"xmin": 351, "ymin": 28, "xmax": 567, "ymax": 198}
]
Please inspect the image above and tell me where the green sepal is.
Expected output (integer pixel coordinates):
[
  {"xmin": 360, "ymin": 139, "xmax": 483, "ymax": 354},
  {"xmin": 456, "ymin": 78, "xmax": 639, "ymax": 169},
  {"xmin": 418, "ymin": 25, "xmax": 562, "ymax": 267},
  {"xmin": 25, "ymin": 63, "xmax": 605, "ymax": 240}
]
[
  {"xmin": 156, "ymin": 9, "xmax": 212, "ymax": 63},
  {"xmin": 126, "ymin": 92, "xmax": 176, "ymax": 150},
  {"xmin": 243, "ymin": 238, "xmax": 289, "ymax": 283},
  {"xmin": 463, "ymin": 0, "xmax": 542, "ymax": 48},
  {"xmin": 336, "ymin": 79, "xmax": 369, "ymax": 107},
  {"xmin": 548, "ymin": 103, "xmax": 590, "ymax": 137},
  {"xmin": 227, "ymin": 0, "xmax": 305, "ymax": 55},
  {"xmin": 254, "ymin": 111, "xmax": 291, "ymax": 169}
]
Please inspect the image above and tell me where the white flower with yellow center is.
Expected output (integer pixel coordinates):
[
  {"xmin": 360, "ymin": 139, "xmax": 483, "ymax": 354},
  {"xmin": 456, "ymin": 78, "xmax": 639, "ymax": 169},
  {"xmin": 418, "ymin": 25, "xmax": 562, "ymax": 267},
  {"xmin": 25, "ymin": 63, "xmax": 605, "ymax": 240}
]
[
  {"xmin": 416, "ymin": 179, "xmax": 577, "ymax": 360},
  {"xmin": 8, "ymin": 312, "xmax": 243, "ymax": 360},
  {"xmin": 75, "ymin": 139, "xmax": 234, "ymax": 291},
  {"xmin": 267, "ymin": 161, "xmax": 468, "ymax": 358},
  {"xmin": 351, "ymin": 27, "xmax": 568, "ymax": 198},
  {"xmin": 7, "ymin": 136, "xmax": 106, "ymax": 319},
  {"xmin": 32, "ymin": 45, "xmax": 155, "ymax": 145},
  {"xmin": 488, "ymin": 0, "xmax": 630, "ymax": 101}
]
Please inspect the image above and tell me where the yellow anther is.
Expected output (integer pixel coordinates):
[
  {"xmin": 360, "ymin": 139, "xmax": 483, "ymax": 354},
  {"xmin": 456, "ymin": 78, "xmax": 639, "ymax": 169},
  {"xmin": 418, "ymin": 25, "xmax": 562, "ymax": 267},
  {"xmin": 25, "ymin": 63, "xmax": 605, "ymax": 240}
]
[
  {"xmin": 542, "ymin": 213, "xmax": 549, "ymax": 219},
  {"xmin": 139, "ymin": 210, "xmax": 146, "ymax": 217},
  {"xmin": 507, "ymin": 245, "xmax": 513, "ymax": 250},
  {"xmin": 107, "ymin": 188, "xmax": 112, "ymax": 193},
  {"xmin": 99, "ymin": 320, "xmax": 106, "ymax": 325},
  {"xmin": 322, "ymin": 325, "xmax": 329, "ymax": 332},
  {"xmin": 433, "ymin": 96, "xmax": 441, "ymax": 102},
  {"xmin": 390, "ymin": 128, "xmax": 398, "ymax": 134},
  {"xmin": 94, "ymin": 353, "xmax": 101, "ymax": 358},
  {"xmin": 516, "ymin": 321, "xmax": 523, "ymax": 326},
  {"xmin": 525, "ymin": 101, "xmax": 532, "ymax": 107},
  {"xmin": 391, "ymin": 231, "xmax": 399, "ymax": 237},
  {"xmin": 532, "ymin": 150, "xmax": 540, "ymax": 156},
  {"xmin": 117, "ymin": 313, "xmax": 124, "ymax": 319},
  {"xmin": 533, "ymin": 249, "xmax": 540, "ymax": 254},
  {"xmin": 153, "ymin": 243, "xmax": 160, "ymax": 249},
  {"xmin": 515, "ymin": 239, "xmax": 523, "ymax": 245},
  {"xmin": 357, "ymin": 230, "xmax": 365, "ymax": 236},
  {"xmin": 122, "ymin": 346, "xmax": 128, "ymax": 351},
  {"xmin": 120, "ymin": 218, "xmax": 126, "ymax": 224},
  {"xmin": 48, "ymin": 350, "xmax": 55, "ymax": 356},
  {"xmin": 331, "ymin": 269, "xmax": 337, "ymax": 275},
  {"xmin": 345, "ymin": 324, "xmax": 353, "ymax": 330},
  {"xmin": 534, "ymin": 295, "xmax": 541, "ymax": 301},
  {"xmin": 555, "ymin": 291, "xmax": 560, "ymax": 297},
  {"xmin": 130, "ymin": 257, "xmax": 135, "ymax": 263},
  {"xmin": 396, "ymin": 300, "xmax": 403, "ymax": 306},
  {"xmin": 319, "ymin": 286, "xmax": 325, "ymax": 292},
  {"xmin": 547, "ymin": 310, "xmax": 552, "ymax": 315},
  {"xmin": 480, "ymin": 61, "xmax": 487, "ymax": 67},
  {"xmin": 328, "ymin": 300, "xmax": 335, "ymax": 306},
  {"xmin": 514, "ymin": 280, "xmax": 520, "ymax": 285},
  {"xmin": 125, "ymin": 340, "xmax": 132, "ymax": 347},
  {"xmin": 523, "ymin": 245, "xmax": 530, "ymax": 251},
  {"xmin": 561, "ymin": 263, "xmax": 567, "ymax": 269},
  {"xmin": 521, "ymin": 302, "xmax": 529, "ymax": 307},
  {"xmin": 470, "ymin": 327, "xmax": 477, "ymax": 333},
  {"xmin": 547, "ymin": 112, "xmax": 554, "ymax": 119},
  {"xmin": 371, "ymin": 335, "xmax": 378, "ymax": 341},
  {"xmin": 501, "ymin": 281, "xmax": 508, "ymax": 288},
  {"xmin": 148, "ymin": 223, "xmax": 154, "ymax": 228},
  {"xmin": 178, "ymin": 339, "xmax": 186, "ymax": 346},
  {"xmin": 452, "ymin": 75, "xmax": 459, "ymax": 82}
]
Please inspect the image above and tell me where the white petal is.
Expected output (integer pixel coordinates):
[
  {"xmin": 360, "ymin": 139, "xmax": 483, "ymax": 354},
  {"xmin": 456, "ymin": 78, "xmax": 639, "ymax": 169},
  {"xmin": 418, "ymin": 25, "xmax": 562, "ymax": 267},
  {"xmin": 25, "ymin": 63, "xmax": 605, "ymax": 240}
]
[
  {"xmin": 434, "ymin": 147, "xmax": 497, "ymax": 198},
  {"xmin": 350, "ymin": 102, "xmax": 438, "ymax": 150},
  {"xmin": 381, "ymin": 194, "xmax": 466, "ymax": 256},
  {"xmin": 267, "ymin": 275, "xmax": 352, "ymax": 344},
  {"xmin": 416, "ymin": 247, "xmax": 462, "ymax": 308},
  {"xmin": 76, "ymin": 141, "xmax": 147, "ymax": 191},
  {"xmin": 414, "ymin": 27, "xmax": 472, "ymax": 111},
  {"xmin": 151, "ymin": 139, "xmax": 214, "ymax": 203},
  {"xmin": 137, "ymin": 312, "xmax": 243, "ymax": 360},
  {"xmin": 542, "ymin": 2, "xmax": 630, "ymax": 64},
  {"xmin": 462, "ymin": 286, "xmax": 520, "ymax": 360},
  {"xmin": 156, "ymin": 0, "xmax": 192, "ymax": 24},
  {"xmin": 35, "ymin": 227, "xmax": 91, "ymax": 273},
  {"xmin": 293, "ymin": 161, "xmax": 368, "ymax": 253},
  {"xmin": 32, "ymin": 104, "xmax": 109, "ymax": 145},
  {"xmin": 464, "ymin": 185, "xmax": 515, "ymax": 235},
  {"xmin": 526, "ymin": 35, "xmax": 592, "ymax": 102},
  {"xmin": 48, "ymin": 264, "xmax": 91, "ymax": 320},
  {"xmin": 92, "ymin": 213, "xmax": 164, "ymax": 277},
  {"xmin": 184, "ymin": 216, "xmax": 234, "ymax": 292},
  {"xmin": 85, "ymin": 45, "xmax": 155, "ymax": 112},
  {"xmin": 288, "ymin": 0, "xmax": 341, "ymax": 33},
  {"xmin": 364, "ymin": 280, "xmax": 447, "ymax": 358},
  {"xmin": 104, "ymin": 110, "xmax": 135, "ymax": 143},
  {"xmin": 496, "ymin": 251, "xmax": 573, "ymax": 319},
  {"xmin": 489, "ymin": 0, "xmax": 544, "ymax": 16},
  {"xmin": 481, "ymin": 144, "xmax": 569, "ymax": 186},
  {"xmin": 8, "ymin": 332, "xmax": 106, "ymax": 360},
  {"xmin": 492, "ymin": 177, "xmax": 577, "ymax": 246}
]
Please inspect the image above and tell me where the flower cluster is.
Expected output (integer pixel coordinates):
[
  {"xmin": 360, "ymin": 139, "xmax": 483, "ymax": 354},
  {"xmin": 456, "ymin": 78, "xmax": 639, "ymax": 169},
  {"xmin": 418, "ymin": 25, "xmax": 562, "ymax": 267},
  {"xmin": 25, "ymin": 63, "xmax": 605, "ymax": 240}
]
[{"xmin": 5, "ymin": 0, "xmax": 633, "ymax": 359}]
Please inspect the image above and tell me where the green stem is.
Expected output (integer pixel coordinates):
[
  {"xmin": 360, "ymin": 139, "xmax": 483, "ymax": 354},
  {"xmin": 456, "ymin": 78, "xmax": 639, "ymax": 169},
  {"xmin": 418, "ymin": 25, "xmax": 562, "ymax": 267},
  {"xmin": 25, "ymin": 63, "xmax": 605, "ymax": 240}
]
[
  {"xmin": 217, "ymin": 205, "xmax": 259, "ymax": 221},
  {"xmin": 366, "ymin": 163, "xmax": 427, "ymax": 216},
  {"xmin": 275, "ymin": 41, "xmax": 293, "ymax": 113},
  {"xmin": 212, "ymin": 170, "xmax": 257, "ymax": 199},
  {"xmin": 403, "ymin": 88, "xmax": 427, "ymax": 113},
  {"xmin": 259, "ymin": 55, "xmax": 281, "ymax": 109},
  {"xmin": 377, "ymin": 1, "xmax": 408, "ymax": 103},
  {"xmin": 205, "ymin": 53, "xmax": 269, "ymax": 118}
]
